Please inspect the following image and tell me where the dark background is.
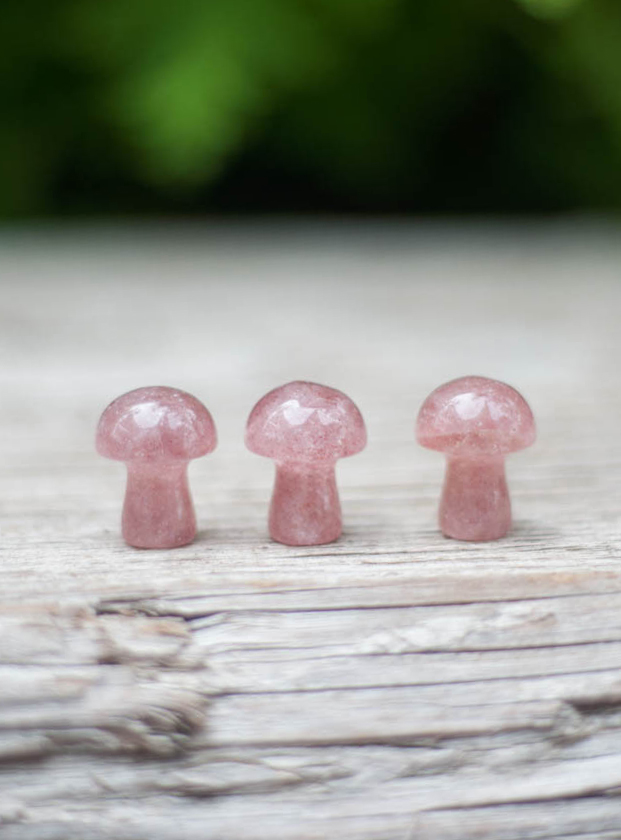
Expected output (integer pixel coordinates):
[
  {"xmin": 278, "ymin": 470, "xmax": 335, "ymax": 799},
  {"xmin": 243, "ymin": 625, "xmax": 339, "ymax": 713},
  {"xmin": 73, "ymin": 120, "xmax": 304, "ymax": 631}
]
[{"xmin": 3, "ymin": 0, "xmax": 621, "ymax": 218}]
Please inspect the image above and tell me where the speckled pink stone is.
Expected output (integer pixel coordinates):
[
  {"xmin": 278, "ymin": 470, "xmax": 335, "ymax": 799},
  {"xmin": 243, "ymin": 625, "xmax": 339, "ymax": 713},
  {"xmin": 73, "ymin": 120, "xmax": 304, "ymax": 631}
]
[
  {"xmin": 416, "ymin": 376, "xmax": 535, "ymax": 541},
  {"xmin": 96, "ymin": 386, "xmax": 217, "ymax": 549},
  {"xmin": 245, "ymin": 381, "xmax": 367, "ymax": 546}
]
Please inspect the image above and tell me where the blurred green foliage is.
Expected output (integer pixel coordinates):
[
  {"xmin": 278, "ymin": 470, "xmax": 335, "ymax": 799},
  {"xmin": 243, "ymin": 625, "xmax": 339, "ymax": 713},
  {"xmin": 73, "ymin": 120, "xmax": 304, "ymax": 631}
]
[{"xmin": 2, "ymin": 0, "xmax": 621, "ymax": 216}]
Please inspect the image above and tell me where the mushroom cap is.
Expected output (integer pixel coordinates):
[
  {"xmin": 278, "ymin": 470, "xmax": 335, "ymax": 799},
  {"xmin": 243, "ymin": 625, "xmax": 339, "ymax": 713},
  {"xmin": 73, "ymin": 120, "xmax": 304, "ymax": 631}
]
[
  {"xmin": 416, "ymin": 376, "xmax": 535, "ymax": 457},
  {"xmin": 96, "ymin": 386, "xmax": 217, "ymax": 463},
  {"xmin": 245, "ymin": 381, "xmax": 366, "ymax": 463}
]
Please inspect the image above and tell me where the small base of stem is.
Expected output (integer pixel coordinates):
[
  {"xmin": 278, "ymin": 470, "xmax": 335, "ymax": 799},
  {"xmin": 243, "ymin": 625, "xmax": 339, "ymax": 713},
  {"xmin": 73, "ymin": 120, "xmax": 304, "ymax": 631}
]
[
  {"xmin": 122, "ymin": 462, "xmax": 196, "ymax": 549},
  {"xmin": 269, "ymin": 463, "xmax": 341, "ymax": 546},
  {"xmin": 440, "ymin": 456, "xmax": 511, "ymax": 542}
]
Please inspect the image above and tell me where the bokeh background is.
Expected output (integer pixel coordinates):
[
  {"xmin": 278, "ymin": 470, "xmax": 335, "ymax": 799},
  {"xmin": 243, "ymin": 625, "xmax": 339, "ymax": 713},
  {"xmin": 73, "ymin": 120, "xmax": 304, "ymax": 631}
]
[{"xmin": 4, "ymin": 0, "xmax": 621, "ymax": 219}]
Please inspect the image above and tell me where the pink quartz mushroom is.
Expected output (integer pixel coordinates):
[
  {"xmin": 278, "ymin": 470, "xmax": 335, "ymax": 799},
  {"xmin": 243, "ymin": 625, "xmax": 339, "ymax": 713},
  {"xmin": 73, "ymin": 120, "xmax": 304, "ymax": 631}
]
[
  {"xmin": 245, "ymin": 381, "xmax": 367, "ymax": 546},
  {"xmin": 416, "ymin": 376, "xmax": 535, "ymax": 541},
  {"xmin": 96, "ymin": 386, "xmax": 217, "ymax": 548}
]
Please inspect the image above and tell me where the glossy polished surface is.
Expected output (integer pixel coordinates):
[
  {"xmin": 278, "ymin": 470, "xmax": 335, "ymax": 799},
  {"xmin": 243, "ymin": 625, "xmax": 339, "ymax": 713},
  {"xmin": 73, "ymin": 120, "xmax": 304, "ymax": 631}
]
[
  {"xmin": 417, "ymin": 376, "xmax": 535, "ymax": 457},
  {"xmin": 97, "ymin": 386, "xmax": 217, "ymax": 548},
  {"xmin": 246, "ymin": 381, "xmax": 366, "ymax": 546},
  {"xmin": 417, "ymin": 376, "xmax": 535, "ymax": 541}
]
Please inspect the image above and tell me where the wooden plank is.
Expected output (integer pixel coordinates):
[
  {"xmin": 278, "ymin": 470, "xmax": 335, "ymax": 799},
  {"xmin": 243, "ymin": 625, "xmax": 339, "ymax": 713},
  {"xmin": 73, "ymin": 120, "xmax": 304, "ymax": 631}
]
[{"xmin": 1, "ymin": 223, "xmax": 621, "ymax": 838}]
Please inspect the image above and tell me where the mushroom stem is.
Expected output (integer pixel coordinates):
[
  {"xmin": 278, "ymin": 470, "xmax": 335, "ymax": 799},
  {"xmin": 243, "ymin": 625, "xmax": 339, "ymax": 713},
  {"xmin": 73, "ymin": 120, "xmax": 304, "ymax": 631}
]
[
  {"xmin": 269, "ymin": 461, "xmax": 341, "ymax": 546},
  {"xmin": 122, "ymin": 462, "xmax": 196, "ymax": 549},
  {"xmin": 440, "ymin": 456, "xmax": 511, "ymax": 541}
]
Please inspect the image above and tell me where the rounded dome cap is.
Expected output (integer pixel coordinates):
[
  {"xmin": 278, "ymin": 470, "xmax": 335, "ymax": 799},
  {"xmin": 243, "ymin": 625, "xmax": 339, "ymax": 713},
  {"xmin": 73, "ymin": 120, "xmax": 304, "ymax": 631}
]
[
  {"xmin": 96, "ymin": 386, "xmax": 217, "ymax": 462},
  {"xmin": 245, "ymin": 381, "xmax": 366, "ymax": 463},
  {"xmin": 416, "ymin": 376, "xmax": 535, "ymax": 457}
]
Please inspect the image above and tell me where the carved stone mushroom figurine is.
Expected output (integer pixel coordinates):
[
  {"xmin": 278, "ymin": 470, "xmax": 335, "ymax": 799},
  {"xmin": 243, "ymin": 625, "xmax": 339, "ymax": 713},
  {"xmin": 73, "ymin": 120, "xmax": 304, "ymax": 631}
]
[
  {"xmin": 245, "ymin": 381, "xmax": 367, "ymax": 546},
  {"xmin": 96, "ymin": 386, "xmax": 217, "ymax": 548},
  {"xmin": 416, "ymin": 376, "xmax": 535, "ymax": 541}
]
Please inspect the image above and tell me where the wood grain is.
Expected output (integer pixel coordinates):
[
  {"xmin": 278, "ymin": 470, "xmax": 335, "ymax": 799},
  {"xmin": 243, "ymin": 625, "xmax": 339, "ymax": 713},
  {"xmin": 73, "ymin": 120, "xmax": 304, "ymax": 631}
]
[{"xmin": 0, "ymin": 221, "xmax": 620, "ymax": 838}]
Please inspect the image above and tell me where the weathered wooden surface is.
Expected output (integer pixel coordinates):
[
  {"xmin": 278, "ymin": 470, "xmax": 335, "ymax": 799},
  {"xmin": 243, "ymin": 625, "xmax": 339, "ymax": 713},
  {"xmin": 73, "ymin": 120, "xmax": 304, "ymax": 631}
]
[{"xmin": 1, "ymin": 221, "xmax": 621, "ymax": 839}]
